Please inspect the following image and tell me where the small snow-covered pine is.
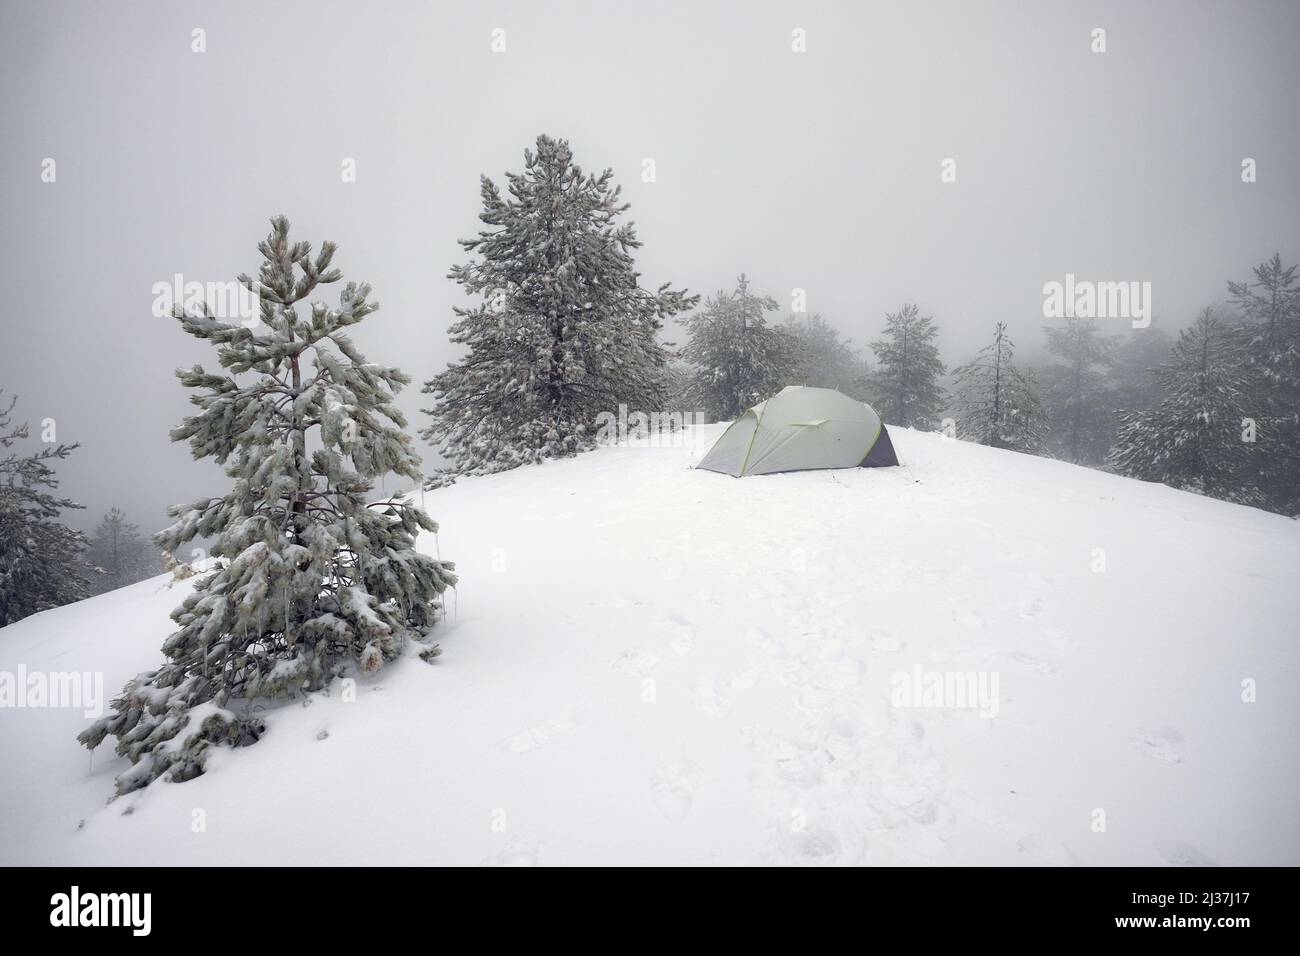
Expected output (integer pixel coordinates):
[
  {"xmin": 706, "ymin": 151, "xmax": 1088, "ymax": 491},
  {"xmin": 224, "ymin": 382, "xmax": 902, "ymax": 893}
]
[
  {"xmin": 85, "ymin": 508, "xmax": 161, "ymax": 595},
  {"xmin": 870, "ymin": 303, "xmax": 946, "ymax": 429},
  {"xmin": 682, "ymin": 275, "xmax": 796, "ymax": 421},
  {"xmin": 79, "ymin": 217, "xmax": 456, "ymax": 794},
  {"xmin": 952, "ymin": 321, "xmax": 1046, "ymax": 453}
]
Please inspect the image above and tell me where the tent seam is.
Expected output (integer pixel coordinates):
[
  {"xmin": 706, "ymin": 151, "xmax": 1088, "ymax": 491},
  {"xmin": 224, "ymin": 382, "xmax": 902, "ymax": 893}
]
[
  {"xmin": 701, "ymin": 412, "xmax": 751, "ymax": 475},
  {"xmin": 739, "ymin": 403, "xmax": 768, "ymax": 475}
]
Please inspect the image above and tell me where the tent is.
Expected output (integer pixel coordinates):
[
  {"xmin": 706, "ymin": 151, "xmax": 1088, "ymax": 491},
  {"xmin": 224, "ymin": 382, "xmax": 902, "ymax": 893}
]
[{"xmin": 696, "ymin": 386, "xmax": 898, "ymax": 477}]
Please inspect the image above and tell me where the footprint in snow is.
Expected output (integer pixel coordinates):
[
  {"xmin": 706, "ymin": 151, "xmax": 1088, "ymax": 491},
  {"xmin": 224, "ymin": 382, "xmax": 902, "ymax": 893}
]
[
  {"xmin": 1016, "ymin": 832, "xmax": 1080, "ymax": 866},
  {"xmin": 667, "ymin": 622, "xmax": 696, "ymax": 656},
  {"xmin": 484, "ymin": 836, "xmax": 541, "ymax": 867},
  {"xmin": 650, "ymin": 760, "xmax": 699, "ymax": 822},
  {"xmin": 726, "ymin": 666, "xmax": 760, "ymax": 691},
  {"xmin": 762, "ymin": 811, "xmax": 859, "ymax": 867},
  {"xmin": 613, "ymin": 646, "xmax": 661, "ymax": 677},
  {"xmin": 879, "ymin": 779, "xmax": 941, "ymax": 825},
  {"xmin": 592, "ymin": 596, "xmax": 642, "ymax": 609},
  {"xmin": 953, "ymin": 608, "xmax": 984, "ymax": 630},
  {"xmin": 1000, "ymin": 650, "xmax": 1057, "ymax": 676},
  {"xmin": 693, "ymin": 588, "xmax": 723, "ymax": 607},
  {"xmin": 503, "ymin": 717, "xmax": 578, "ymax": 754},
  {"xmin": 787, "ymin": 825, "xmax": 843, "ymax": 864},
  {"xmin": 1041, "ymin": 627, "xmax": 1077, "ymax": 655},
  {"xmin": 1155, "ymin": 840, "xmax": 1217, "ymax": 867},
  {"xmin": 868, "ymin": 630, "xmax": 903, "ymax": 653},
  {"xmin": 926, "ymin": 644, "xmax": 973, "ymax": 664},
  {"xmin": 1002, "ymin": 595, "xmax": 1044, "ymax": 620},
  {"xmin": 1133, "ymin": 727, "xmax": 1184, "ymax": 764},
  {"xmin": 691, "ymin": 677, "xmax": 727, "ymax": 715},
  {"xmin": 1024, "ymin": 570, "xmax": 1062, "ymax": 587}
]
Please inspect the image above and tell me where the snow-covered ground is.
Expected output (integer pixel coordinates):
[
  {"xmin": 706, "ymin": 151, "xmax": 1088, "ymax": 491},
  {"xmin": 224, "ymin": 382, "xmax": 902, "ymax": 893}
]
[{"xmin": 1, "ymin": 424, "xmax": 1297, "ymax": 865}]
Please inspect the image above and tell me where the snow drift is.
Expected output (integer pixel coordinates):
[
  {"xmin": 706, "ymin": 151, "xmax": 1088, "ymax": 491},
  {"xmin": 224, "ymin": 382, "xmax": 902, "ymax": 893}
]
[{"xmin": 1, "ymin": 424, "xmax": 1297, "ymax": 865}]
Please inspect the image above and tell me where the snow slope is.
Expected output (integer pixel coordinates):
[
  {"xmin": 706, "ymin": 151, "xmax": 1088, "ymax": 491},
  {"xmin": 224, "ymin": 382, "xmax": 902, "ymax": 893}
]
[{"xmin": 2, "ymin": 425, "xmax": 1297, "ymax": 866}]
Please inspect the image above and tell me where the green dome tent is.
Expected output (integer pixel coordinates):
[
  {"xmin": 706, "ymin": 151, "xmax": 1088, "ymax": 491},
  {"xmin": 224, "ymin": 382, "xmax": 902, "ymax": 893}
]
[{"xmin": 696, "ymin": 386, "xmax": 898, "ymax": 477}]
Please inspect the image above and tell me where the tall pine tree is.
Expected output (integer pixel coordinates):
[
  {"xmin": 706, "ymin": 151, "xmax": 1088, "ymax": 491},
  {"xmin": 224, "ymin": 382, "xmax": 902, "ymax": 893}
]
[
  {"xmin": 421, "ymin": 135, "xmax": 696, "ymax": 484},
  {"xmin": 1109, "ymin": 308, "xmax": 1259, "ymax": 504},
  {"xmin": 1110, "ymin": 324, "xmax": 1174, "ymax": 417},
  {"xmin": 952, "ymin": 322, "xmax": 1045, "ymax": 452},
  {"xmin": 682, "ymin": 275, "xmax": 796, "ymax": 420},
  {"xmin": 0, "ymin": 391, "xmax": 89, "ymax": 625},
  {"xmin": 86, "ymin": 508, "xmax": 161, "ymax": 595},
  {"xmin": 1229, "ymin": 254, "xmax": 1300, "ymax": 513},
  {"xmin": 80, "ymin": 217, "xmax": 456, "ymax": 794},
  {"xmin": 1040, "ymin": 316, "xmax": 1117, "ymax": 464},
  {"xmin": 870, "ymin": 304, "xmax": 946, "ymax": 429}
]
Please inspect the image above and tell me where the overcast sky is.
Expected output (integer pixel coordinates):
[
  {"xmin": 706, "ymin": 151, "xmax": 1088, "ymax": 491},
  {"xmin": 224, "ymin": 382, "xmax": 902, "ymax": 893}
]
[{"xmin": 1, "ymin": 0, "xmax": 1297, "ymax": 536}]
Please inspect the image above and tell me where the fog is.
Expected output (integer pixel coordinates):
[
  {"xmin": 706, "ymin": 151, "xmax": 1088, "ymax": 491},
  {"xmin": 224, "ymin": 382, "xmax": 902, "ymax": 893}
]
[{"xmin": 1, "ymin": 0, "xmax": 1297, "ymax": 535}]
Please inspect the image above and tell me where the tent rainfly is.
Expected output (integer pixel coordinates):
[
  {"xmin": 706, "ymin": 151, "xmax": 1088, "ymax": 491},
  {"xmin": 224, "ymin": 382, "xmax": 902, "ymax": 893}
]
[{"xmin": 696, "ymin": 386, "xmax": 899, "ymax": 477}]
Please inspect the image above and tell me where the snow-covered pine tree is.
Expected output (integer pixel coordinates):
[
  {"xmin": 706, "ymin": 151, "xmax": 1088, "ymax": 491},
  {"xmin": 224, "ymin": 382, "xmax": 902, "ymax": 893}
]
[
  {"xmin": 682, "ymin": 275, "xmax": 797, "ymax": 421},
  {"xmin": 952, "ymin": 322, "xmax": 1046, "ymax": 452},
  {"xmin": 869, "ymin": 303, "xmax": 946, "ymax": 429},
  {"xmin": 1229, "ymin": 254, "xmax": 1300, "ymax": 514},
  {"xmin": 421, "ymin": 135, "xmax": 696, "ymax": 484},
  {"xmin": 1110, "ymin": 324, "xmax": 1174, "ymax": 417},
  {"xmin": 1109, "ymin": 308, "xmax": 1260, "ymax": 504},
  {"xmin": 79, "ymin": 217, "xmax": 456, "ymax": 794},
  {"xmin": 783, "ymin": 313, "xmax": 874, "ymax": 400},
  {"xmin": 660, "ymin": 349, "xmax": 698, "ymax": 421},
  {"xmin": 1040, "ymin": 316, "xmax": 1117, "ymax": 464},
  {"xmin": 0, "ymin": 391, "xmax": 89, "ymax": 626},
  {"xmin": 86, "ymin": 507, "xmax": 161, "ymax": 595}
]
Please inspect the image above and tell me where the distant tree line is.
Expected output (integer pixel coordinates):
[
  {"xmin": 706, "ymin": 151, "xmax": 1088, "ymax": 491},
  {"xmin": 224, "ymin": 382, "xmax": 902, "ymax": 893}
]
[
  {"xmin": 0, "ymin": 394, "xmax": 166, "ymax": 627},
  {"xmin": 669, "ymin": 255, "xmax": 1298, "ymax": 516},
  {"xmin": 0, "ymin": 392, "xmax": 89, "ymax": 626}
]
